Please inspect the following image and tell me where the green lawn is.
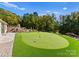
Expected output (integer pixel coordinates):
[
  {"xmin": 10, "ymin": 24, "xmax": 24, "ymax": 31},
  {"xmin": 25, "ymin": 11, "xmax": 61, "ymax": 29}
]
[{"xmin": 12, "ymin": 32, "xmax": 79, "ymax": 57}]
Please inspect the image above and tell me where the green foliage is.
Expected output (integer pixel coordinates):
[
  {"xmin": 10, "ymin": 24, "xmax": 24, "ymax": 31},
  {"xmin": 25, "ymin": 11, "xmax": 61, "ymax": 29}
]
[
  {"xmin": 59, "ymin": 12, "xmax": 79, "ymax": 35},
  {"xmin": 21, "ymin": 12, "xmax": 59, "ymax": 32},
  {"xmin": 0, "ymin": 8, "xmax": 20, "ymax": 26}
]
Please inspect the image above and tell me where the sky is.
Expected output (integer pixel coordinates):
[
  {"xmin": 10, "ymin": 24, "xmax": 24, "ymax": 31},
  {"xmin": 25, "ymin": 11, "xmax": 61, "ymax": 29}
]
[{"xmin": 0, "ymin": 2, "xmax": 79, "ymax": 17}]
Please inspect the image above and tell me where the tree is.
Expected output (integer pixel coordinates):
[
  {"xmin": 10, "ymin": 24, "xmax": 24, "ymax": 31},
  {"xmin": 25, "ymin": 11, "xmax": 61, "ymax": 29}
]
[
  {"xmin": 59, "ymin": 12, "xmax": 79, "ymax": 35},
  {"xmin": 22, "ymin": 12, "xmax": 59, "ymax": 32},
  {"xmin": 0, "ymin": 8, "xmax": 20, "ymax": 26}
]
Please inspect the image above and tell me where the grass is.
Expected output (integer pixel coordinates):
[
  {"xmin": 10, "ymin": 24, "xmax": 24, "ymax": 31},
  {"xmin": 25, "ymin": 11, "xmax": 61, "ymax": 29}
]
[
  {"xmin": 12, "ymin": 32, "xmax": 79, "ymax": 57},
  {"xmin": 22, "ymin": 32, "xmax": 69, "ymax": 49}
]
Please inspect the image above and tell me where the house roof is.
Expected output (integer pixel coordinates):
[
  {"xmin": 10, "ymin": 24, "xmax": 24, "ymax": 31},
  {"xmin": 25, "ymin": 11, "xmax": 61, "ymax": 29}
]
[{"xmin": 0, "ymin": 19, "xmax": 7, "ymax": 25}]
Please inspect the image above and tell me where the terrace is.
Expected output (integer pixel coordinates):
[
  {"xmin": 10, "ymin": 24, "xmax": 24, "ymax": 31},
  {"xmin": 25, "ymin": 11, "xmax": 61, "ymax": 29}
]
[{"xmin": 0, "ymin": 19, "xmax": 15, "ymax": 57}]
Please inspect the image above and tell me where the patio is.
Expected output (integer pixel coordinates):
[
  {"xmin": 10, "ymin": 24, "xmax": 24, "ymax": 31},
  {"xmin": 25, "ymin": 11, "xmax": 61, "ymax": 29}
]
[
  {"xmin": 0, "ymin": 33, "xmax": 15, "ymax": 57},
  {"xmin": 0, "ymin": 19, "xmax": 15, "ymax": 57}
]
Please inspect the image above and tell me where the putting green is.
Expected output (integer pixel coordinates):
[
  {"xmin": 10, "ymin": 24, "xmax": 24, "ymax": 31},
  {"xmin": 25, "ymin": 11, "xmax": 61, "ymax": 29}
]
[{"xmin": 21, "ymin": 32, "xmax": 69, "ymax": 49}]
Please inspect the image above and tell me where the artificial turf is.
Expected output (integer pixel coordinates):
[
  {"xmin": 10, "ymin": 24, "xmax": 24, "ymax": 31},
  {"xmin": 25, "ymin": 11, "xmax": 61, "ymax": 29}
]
[
  {"xmin": 21, "ymin": 32, "xmax": 69, "ymax": 49},
  {"xmin": 12, "ymin": 32, "xmax": 79, "ymax": 57}
]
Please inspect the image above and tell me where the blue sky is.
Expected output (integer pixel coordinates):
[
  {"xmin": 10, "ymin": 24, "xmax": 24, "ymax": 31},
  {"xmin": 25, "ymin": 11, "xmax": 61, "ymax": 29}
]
[{"xmin": 0, "ymin": 2, "xmax": 79, "ymax": 17}]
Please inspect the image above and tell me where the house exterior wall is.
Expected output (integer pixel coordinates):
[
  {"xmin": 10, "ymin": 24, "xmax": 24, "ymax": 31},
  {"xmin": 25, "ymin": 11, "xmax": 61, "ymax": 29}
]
[
  {"xmin": 0, "ymin": 23, "xmax": 1, "ymax": 37},
  {"xmin": 4, "ymin": 24, "xmax": 7, "ymax": 33},
  {"xmin": 0, "ymin": 22, "xmax": 7, "ymax": 37}
]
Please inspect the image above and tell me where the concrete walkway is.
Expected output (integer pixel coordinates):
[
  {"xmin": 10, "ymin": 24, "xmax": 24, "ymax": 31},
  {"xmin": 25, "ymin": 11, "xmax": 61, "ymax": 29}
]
[{"xmin": 0, "ymin": 33, "xmax": 15, "ymax": 57}]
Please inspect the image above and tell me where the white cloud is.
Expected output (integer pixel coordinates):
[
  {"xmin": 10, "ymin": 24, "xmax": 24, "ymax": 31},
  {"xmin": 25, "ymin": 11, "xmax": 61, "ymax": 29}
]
[
  {"xmin": 63, "ymin": 7, "xmax": 67, "ymax": 10},
  {"xmin": 44, "ymin": 10, "xmax": 59, "ymax": 15},
  {"xmin": 17, "ymin": 7, "xmax": 26, "ymax": 11},
  {"xmin": 46, "ymin": 10, "xmax": 59, "ymax": 14},
  {"xmin": 46, "ymin": 10, "xmax": 51, "ymax": 13},
  {"xmin": 0, "ymin": 2, "xmax": 26, "ymax": 11},
  {"xmin": 52, "ymin": 11, "xmax": 59, "ymax": 14}
]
